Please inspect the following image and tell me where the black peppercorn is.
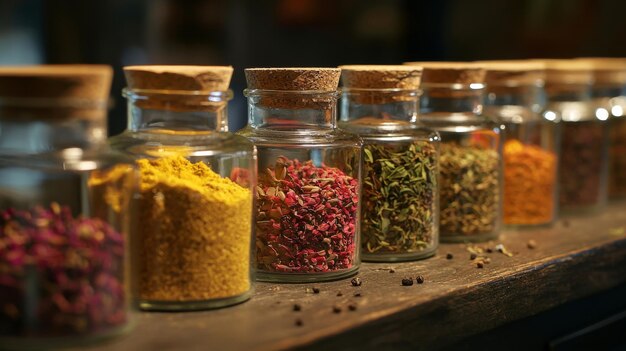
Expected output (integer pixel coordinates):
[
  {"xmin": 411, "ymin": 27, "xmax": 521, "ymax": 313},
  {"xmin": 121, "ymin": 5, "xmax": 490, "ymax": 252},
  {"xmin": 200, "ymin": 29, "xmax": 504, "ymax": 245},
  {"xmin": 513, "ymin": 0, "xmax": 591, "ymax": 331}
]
[
  {"xmin": 470, "ymin": 253, "xmax": 477, "ymax": 260},
  {"xmin": 389, "ymin": 269, "xmax": 395, "ymax": 273},
  {"xmin": 446, "ymin": 253, "xmax": 453, "ymax": 259},
  {"xmin": 401, "ymin": 278, "xmax": 414, "ymax": 286},
  {"xmin": 312, "ymin": 287, "xmax": 320, "ymax": 294},
  {"xmin": 336, "ymin": 291, "xmax": 343, "ymax": 297},
  {"xmin": 348, "ymin": 304, "xmax": 357, "ymax": 311},
  {"xmin": 295, "ymin": 318, "xmax": 303, "ymax": 327},
  {"xmin": 351, "ymin": 277, "xmax": 362, "ymax": 287},
  {"xmin": 293, "ymin": 304, "xmax": 301, "ymax": 311},
  {"xmin": 416, "ymin": 275, "xmax": 425, "ymax": 284},
  {"xmin": 332, "ymin": 305, "xmax": 342, "ymax": 314},
  {"xmin": 477, "ymin": 262, "xmax": 484, "ymax": 268}
]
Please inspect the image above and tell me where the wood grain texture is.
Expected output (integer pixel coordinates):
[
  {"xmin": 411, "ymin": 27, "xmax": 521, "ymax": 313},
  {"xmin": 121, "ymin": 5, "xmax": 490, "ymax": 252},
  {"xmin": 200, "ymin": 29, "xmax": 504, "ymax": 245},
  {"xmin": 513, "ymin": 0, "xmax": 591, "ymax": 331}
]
[{"xmin": 90, "ymin": 204, "xmax": 626, "ymax": 351}]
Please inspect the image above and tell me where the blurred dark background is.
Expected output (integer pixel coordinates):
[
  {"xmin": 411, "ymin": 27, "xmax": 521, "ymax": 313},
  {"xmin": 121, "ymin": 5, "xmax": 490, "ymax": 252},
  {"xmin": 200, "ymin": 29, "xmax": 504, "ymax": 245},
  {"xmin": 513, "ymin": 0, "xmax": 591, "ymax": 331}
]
[{"xmin": 2, "ymin": 0, "xmax": 626, "ymax": 134}]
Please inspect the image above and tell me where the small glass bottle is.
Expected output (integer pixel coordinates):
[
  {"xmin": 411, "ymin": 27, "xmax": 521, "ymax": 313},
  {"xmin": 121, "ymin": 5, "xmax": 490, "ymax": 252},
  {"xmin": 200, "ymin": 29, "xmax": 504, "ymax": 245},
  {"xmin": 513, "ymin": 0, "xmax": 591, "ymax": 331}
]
[
  {"xmin": 543, "ymin": 60, "xmax": 610, "ymax": 213},
  {"xmin": 0, "ymin": 66, "xmax": 136, "ymax": 348},
  {"xmin": 239, "ymin": 68, "xmax": 362, "ymax": 282},
  {"xmin": 406, "ymin": 62, "xmax": 503, "ymax": 243},
  {"xmin": 576, "ymin": 58, "xmax": 626, "ymax": 201},
  {"xmin": 109, "ymin": 66, "xmax": 255, "ymax": 310},
  {"xmin": 338, "ymin": 65, "xmax": 439, "ymax": 261},
  {"xmin": 481, "ymin": 61, "xmax": 560, "ymax": 227}
]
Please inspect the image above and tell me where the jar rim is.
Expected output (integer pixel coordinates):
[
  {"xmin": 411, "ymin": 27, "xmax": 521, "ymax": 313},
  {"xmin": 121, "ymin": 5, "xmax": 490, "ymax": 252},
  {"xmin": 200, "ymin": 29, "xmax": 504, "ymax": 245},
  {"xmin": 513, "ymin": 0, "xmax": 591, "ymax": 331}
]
[
  {"xmin": 243, "ymin": 88, "xmax": 339, "ymax": 97},
  {"xmin": 421, "ymin": 82, "xmax": 485, "ymax": 90},
  {"xmin": 0, "ymin": 96, "xmax": 109, "ymax": 109},
  {"xmin": 123, "ymin": 88, "xmax": 234, "ymax": 101},
  {"xmin": 339, "ymin": 87, "xmax": 422, "ymax": 94},
  {"xmin": 484, "ymin": 81, "xmax": 545, "ymax": 88}
]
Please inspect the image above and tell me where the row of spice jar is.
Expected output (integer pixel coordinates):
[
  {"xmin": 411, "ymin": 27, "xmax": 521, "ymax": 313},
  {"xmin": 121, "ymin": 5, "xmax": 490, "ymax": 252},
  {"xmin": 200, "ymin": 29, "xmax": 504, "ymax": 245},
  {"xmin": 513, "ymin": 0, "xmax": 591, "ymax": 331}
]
[{"xmin": 1, "ymin": 58, "xmax": 626, "ymax": 347}]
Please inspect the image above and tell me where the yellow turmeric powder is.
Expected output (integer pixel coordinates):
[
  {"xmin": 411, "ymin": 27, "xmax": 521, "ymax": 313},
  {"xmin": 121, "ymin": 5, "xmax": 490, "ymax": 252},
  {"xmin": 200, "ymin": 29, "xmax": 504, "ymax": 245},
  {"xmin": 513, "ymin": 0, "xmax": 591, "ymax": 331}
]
[
  {"xmin": 136, "ymin": 156, "xmax": 252, "ymax": 302},
  {"xmin": 503, "ymin": 140, "xmax": 557, "ymax": 225}
]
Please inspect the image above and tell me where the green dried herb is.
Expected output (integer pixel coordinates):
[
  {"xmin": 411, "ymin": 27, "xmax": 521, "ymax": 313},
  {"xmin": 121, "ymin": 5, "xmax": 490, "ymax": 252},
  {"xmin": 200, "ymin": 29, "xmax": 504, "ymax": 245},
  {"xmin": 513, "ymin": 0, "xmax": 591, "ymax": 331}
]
[
  {"xmin": 361, "ymin": 141, "xmax": 438, "ymax": 255},
  {"xmin": 439, "ymin": 143, "xmax": 500, "ymax": 238}
]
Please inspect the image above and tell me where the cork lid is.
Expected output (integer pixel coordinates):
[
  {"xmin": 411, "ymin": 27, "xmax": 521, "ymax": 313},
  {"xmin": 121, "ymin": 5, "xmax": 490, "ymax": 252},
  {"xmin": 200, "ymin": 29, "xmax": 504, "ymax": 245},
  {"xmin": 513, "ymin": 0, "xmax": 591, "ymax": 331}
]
[
  {"xmin": 575, "ymin": 58, "xmax": 626, "ymax": 85},
  {"xmin": 478, "ymin": 60, "xmax": 545, "ymax": 86},
  {"xmin": 0, "ymin": 65, "xmax": 112, "ymax": 120},
  {"xmin": 244, "ymin": 68, "xmax": 340, "ymax": 109},
  {"xmin": 537, "ymin": 59, "xmax": 594, "ymax": 85},
  {"xmin": 123, "ymin": 65, "xmax": 233, "ymax": 92},
  {"xmin": 339, "ymin": 65, "xmax": 422, "ymax": 89},
  {"xmin": 123, "ymin": 66, "xmax": 233, "ymax": 112},
  {"xmin": 339, "ymin": 65, "xmax": 422, "ymax": 104},
  {"xmin": 403, "ymin": 62, "xmax": 485, "ymax": 84},
  {"xmin": 245, "ymin": 68, "xmax": 340, "ymax": 91}
]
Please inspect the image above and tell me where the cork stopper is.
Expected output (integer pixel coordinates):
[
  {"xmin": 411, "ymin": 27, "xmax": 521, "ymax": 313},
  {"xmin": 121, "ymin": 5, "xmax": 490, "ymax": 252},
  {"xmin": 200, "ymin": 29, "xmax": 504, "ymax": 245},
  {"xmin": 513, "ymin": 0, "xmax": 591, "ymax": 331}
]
[
  {"xmin": 339, "ymin": 65, "xmax": 422, "ymax": 104},
  {"xmin": 575, "ymin": 58, "xmax": 626, "ymax": 85},
  {"xmin": 124, "ymin": 65, "xmax": 233, "ymax": 92},
  {"xmin": 479, "ymin": 60, "xmax": 545, "ymax": 86},
  {"xmin": 537, "ymin": 59, "xmax": 594, "ymax": 85},
  {"xmin": 123, "ymin": 65, "xmax": 233, "ymax": 112},
  {"xmin": 245, "ymin": 68, "xmax": 340, "ymax": 109},
  {"xmin": 340, "ymin": 65, "xmax": 422, "ymax": 89},
  {"xmin": 404, "ymin": 62, "xmax": 485, "ymax": 85},
  {"xmin": 0, "ymin": 65, "xmax": 112, "ymax": 120}
]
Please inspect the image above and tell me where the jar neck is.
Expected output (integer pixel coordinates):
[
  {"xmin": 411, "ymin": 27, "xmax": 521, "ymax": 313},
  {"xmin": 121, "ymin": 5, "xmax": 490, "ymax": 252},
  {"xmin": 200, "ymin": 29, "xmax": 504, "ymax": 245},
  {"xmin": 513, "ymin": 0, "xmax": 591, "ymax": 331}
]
[
  {"xmin": 339, "ymin": 89, "xmax": 419, "ymax": 123},
  {"xmin": 245, "ymin": 90, "xmax": 338, "ymax": 129},
  {"xmin": 484, "ymin": 84, "xmax": 545, "ymax": 112},
  {"xmin": 590, "ymin": 83, "xmax": 625, "ymax": 99},
  {"xmin": 544, "ymin": 83, "xmax": 592, "ymax": 103},
  {"xmin": 419, "ymin": 83, "xmax": 484, "ymax": 116},
  {"xmin": 0, "ymin": 98, "xmax": 107, "ymax": 154},
  {"xmin": 124, "ymin": 89, "xmax": 232, "ymax": 132}
]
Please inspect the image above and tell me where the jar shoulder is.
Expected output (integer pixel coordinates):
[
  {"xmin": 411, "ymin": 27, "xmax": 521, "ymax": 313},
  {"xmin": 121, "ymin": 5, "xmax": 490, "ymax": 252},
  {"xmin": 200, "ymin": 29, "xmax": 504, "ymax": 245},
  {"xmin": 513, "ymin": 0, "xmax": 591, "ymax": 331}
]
[
  {"xmin": 338, "ymin": 123, "xmax": 440, "ymax": 143},
  {"xmin": 109, "ymin": 129, "xmax": 255, "ymax": 158},
  {"xmin": 0, "ymin": 145, "xmax": 134, "ymax": 172},
  {"xmin": 237, "ymin": 126, "xmax": 362, "ymax": 147}
]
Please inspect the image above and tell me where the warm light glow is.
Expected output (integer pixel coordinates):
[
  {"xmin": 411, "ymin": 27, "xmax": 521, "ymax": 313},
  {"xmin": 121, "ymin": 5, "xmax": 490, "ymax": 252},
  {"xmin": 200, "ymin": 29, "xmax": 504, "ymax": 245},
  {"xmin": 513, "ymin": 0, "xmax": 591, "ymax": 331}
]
[
  {"xmin": 544, "ymin": 111, "xmax": 557, "ymax": 121},
  {"xmin": 64, "ymin": 161, "xmax": 98, "ymax": 171},
  {"xmin": 562, "ymin": 109, "xmax": 581, "ymax": 122},
  {"xmin": 469, "ymin": 83, "xmax": 484, "ymax": 90},
  {"xmin": 611, "ymin": 105, "xmax": 624, "ymax": 117},
  {"xmin": 595, "ymin": 108, "xmax": 609, "ymax": 121},
  {"xmin": 61, "ymin": 147, "xmax": 83, "ymax": 158}
]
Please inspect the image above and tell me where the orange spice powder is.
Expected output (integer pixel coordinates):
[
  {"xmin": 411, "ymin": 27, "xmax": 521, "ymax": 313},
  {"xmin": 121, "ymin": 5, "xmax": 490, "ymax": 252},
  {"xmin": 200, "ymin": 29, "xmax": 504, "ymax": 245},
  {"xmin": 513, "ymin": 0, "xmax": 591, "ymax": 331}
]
[{"xmin": 503, "ymin": 140, "xmax": 557, "ymax": 225}]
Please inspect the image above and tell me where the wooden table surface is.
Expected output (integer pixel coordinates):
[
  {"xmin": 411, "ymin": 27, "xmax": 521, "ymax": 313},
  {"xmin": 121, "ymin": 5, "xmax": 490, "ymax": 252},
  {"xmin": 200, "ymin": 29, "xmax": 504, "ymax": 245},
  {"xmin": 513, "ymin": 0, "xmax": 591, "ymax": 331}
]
[{"xmin": 92, "ymin": 203, "xmax": 626, "ymax": 351}]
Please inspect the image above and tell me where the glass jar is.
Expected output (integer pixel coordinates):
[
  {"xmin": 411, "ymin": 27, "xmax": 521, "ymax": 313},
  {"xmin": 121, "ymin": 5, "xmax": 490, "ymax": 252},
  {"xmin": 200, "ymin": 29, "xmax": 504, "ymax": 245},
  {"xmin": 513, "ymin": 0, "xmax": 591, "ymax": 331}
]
[
  {"xmin": 239, "ymin": 68, "xmax": 362, "ymax": 282},
  {"xmin": 407, "ymin": 62, "xmax": 502, "ymax": 243},
  {"xmin": 576, "ymin": 58, "xmax": 626, "ymax": 201},
  {"xmin": 0, "ymin": 66, "xmax": 136, "ymax": 348},
  {"xmin": 109, "ymin": 66, "xmax": 255, "ymax": 310},
  {"xmin": 609, "ymin": 93, "xmax": 626, "ymax": 200},
  {"xmin": 338, "ymin": 65, "xmax": 439, "ymax": 262},
  {"xmin": 543, "ymin": 60, "xmax": 610, "ymax": 213},
  {"xmin": 481, "ymin": 61, "xmax": 560, "ymax": 227}
]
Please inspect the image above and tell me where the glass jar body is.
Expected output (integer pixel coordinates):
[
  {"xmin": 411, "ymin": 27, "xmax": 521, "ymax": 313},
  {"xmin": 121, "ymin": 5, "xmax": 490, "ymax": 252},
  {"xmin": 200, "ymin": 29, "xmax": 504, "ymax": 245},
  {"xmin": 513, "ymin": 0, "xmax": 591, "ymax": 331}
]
[
  {"xmin": 339, "ymin": 90, "xmax": 440, "ymax": 262},
  {"xmin": 608, "ymin": 96, "xmax": 626, "ymax": 200},
  {"xmin": 420, "ymin": 86, "xmax": 503, "ymax": 243},
  {"xmin": 432, "ymin": 120, "xmax": 502, "ymax": 243},
  {"xmin": 109, "ymin": 90, "xmax": 255, "ymax": 311},
  {"xmin": 484, "ymin": 85, "xmax": 560, "ymax": 227},
  {"xmin": 0, "ymin": 117, "xmax": 137, "ymax": 348},
  {"xmin": 240, "ymin": 90, "xmax": 362, "ymax": 282},
  {"xmin": 550, "ymin": 98, "xmax": 610, "ymax": 213}
]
